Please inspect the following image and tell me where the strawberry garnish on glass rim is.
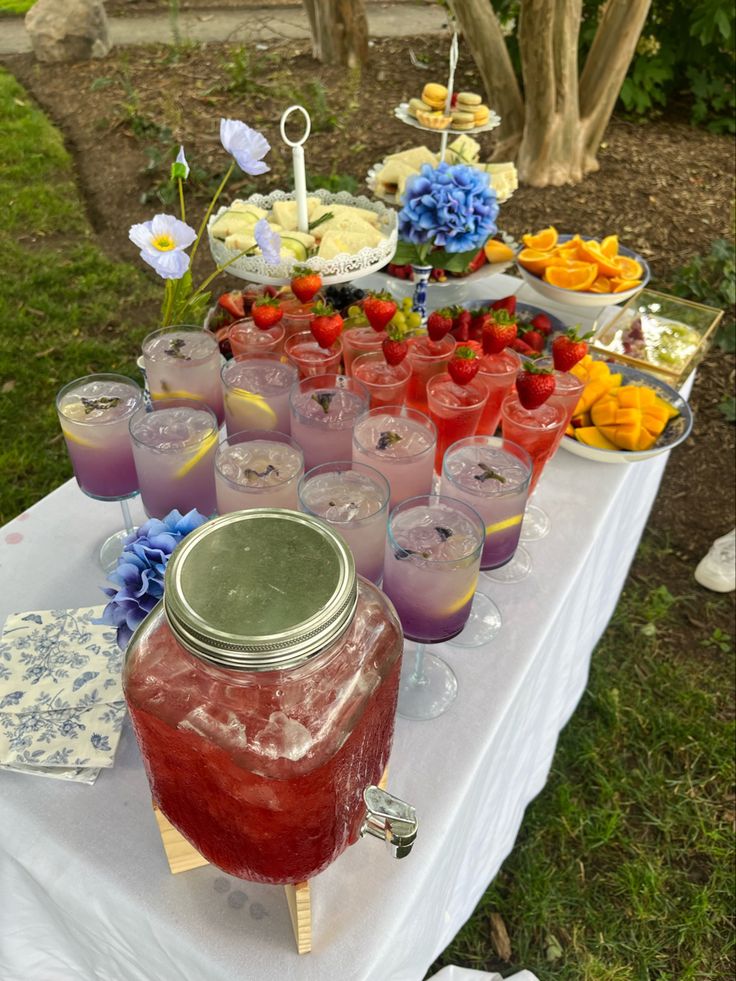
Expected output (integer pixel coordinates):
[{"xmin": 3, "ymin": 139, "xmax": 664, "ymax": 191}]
[
  {"xmin": 515, "ymin": 362, "xmax": 556, "ymax": 409},
  {"xmin": 482, "ymin": 308, "xmax": 518, "ymax": 355},
  {"xmin": 363, "ymin": 291, "xmax": 398, "ymax": 333},
  {"xmin": 251, "ymin": 295, "xmax": 283, "ymax": 330},
  {"xmin": 551, "ymin": 326, "xmax": 593, "ymax": 372},
  {"xmin": 448, "ymin": 345, "xmax": 481, "ymax": 385},
  {"xmin": 309, "ymin": 302, "xmax": 343, "ymax": 349},
  {"xmin": 381, "ymin": 317, "xmax": 409, "ymax": 365},
  {"xmin": 426, "ymin": 308, "xmax": 454, "ymax": 342},
  {"xmin": 290, "ymin": 266, "xmax": 322, "ymax": 304}
]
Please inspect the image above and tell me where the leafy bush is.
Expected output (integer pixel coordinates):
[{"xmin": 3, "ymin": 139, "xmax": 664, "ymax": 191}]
[{"xmin": 670, "ymin": 239, "xmax": 736, "ymax": 353}]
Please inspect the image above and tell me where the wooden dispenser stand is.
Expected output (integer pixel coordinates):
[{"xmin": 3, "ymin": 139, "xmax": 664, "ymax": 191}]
[{"xmin": 152, "ymin": 767, "xmax": 388, "ymax": 954}]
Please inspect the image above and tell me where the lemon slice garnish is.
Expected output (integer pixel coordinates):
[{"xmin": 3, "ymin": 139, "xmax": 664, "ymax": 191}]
[
  {"xmin": 441, "ymin": 575, "xmax": 479, "ymax": 615},
  {"xmin": 150, "ymin": 390, "xmax": 203, "ymax": 401},
  {"xmin": 226, "ymin": 389, "xmax": 278, "ymax": 428},
  {"xmin": 485, "ymin": 514, "xmax": 523, "ymax": 536},
  {"xmin": 60, "ymin": 425, "xmax": 96, "ymax": 448},
  {"xmin": 175, "ymin": 432, "xmax": 218, "ymax": 479}
]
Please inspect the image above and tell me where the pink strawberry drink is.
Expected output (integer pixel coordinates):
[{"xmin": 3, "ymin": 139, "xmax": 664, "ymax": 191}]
[
  {"xmin": 440, "ymin": 436, "xmax": 532, "ymax": 570},
  {"xmin": 278, "ymin": 295, "xmax": 320, "ymax": 339},
  {"xmin": 298, "ymin": 462, "xmax": 389, "ymax": 584},
  {"xmin": 341, "ymin": 327, "xmax": 387, "ymax": 376},
  {"xmin": 289, "ymin": 375, "xmax": 369, "ymax": 470},
  {"xmin": 215, "ymin": 436, "xmax": 304, "ymax": 512},
  {"xmin": 228, "ymin": 319, "xmax": 285, "ymax": 357},
  {"xmin": 352, "ymin": 352, "xmax": 411, "ymax": 409},
  {"xmin": 533, "ymin": 357, "xmax": 585, "ymax": 449},
  {"xmin": 56, "ymin": 374, "xmax": 141, "ymax": 500},
  {"xmin": 130, "ymin": 404, "xmax": 218, "ymax": 518},
  {"xmin": 222, "ymin": 356, "xmax": 297, "ymax": 437},
  {"xmin": 476, "ymin": 349, "xmax": 521, "ymax": 436},
  {"xmin": 284, "ymin": 331, "xmax": 343, "ymax": 379},
  {"xmin": 352, "ymin": 406, "xmax": 436, "ymax": 509},
  {"xmin": 142, "ymin": 326, "xmax": 225, "ymax": 425},
  {"xmin": 405, "ymin": 335, "xmax": 456, "ymax": 413},
  {"xmin": 382, "ymin": 496, "xmax": 484, "ymax": 643},
  {"xmin": 426, "ymin": 374, "xmax": 489, "ymax": 475},
  {"xmin": 500, "ymin": 392, "xmax": 567, "ymax": 494}
]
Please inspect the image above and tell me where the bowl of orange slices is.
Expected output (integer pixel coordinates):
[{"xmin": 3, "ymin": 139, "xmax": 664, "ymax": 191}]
[{"xmin": 516, "ymin": 227, "xmax": 650, "ymax": 308}]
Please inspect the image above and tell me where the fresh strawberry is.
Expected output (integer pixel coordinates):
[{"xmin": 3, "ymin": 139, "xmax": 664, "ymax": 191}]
[
  {"xmin": 310, "ymin": 303, "xmax": 343, "ymax": 349},
  {"xmin": 521, "ymin": 328, "xmax": 545, "ymax": 353},
  {"xmin": 382, "ymin": 337, "xmax": 408, "ymax": 365},
  {"xmin": 482, "ymin": 310, "xmax": 518, "ymax": 354},
  {"xmin": 491, "ymin": 295, "xmax": 517, "ymax": 316},
  {"xmin": 217, "ymin": 291, "xmax": 246, "ymax": 321},
  {"xmin": 469, "ymin": 309, "xmax": 492, "ymax": 341},
  {"xmin": 515, "ymin": 364, "xmax": 556, "ymax": 409},
  {"xmin": 551, "ymin": 327, "xmax": 592, "ymax": 372},
  {"xmin": 509, "ymin": 337, "xmax": 535, "ymax": 356},
  {"xmin": 290, "ymin": 267, "xmax": 322, "ymax": 304},
  {"xmin": 363, "ymin": 292, "xmax": 398, "ymax": 333},
  {"xmin": 466, "ymin": 248, "xmax": 487, "ymax": 274},
  {"xmin": 427, "ymin": 308, "xmax": 454, "ymax": 341},
  {"xmin": 251, "ymin": 296, "xmax": 283, "ymax": 330},
  {"xmin": 451, "ymin": 307, "xmax": 472, "ymax": 342},
  {"xmin": 530, "ymin": 312, "xmax": 553, "ymax": 336},
  {"xmin": 448, "ymin": 346, "xmax": 481, "ymax": 385}
]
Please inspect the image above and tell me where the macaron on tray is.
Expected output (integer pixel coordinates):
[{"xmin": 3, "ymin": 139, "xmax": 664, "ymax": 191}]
[{"xmin": 395, "ymin": 82, "xmax": 501, "ymax": 135}]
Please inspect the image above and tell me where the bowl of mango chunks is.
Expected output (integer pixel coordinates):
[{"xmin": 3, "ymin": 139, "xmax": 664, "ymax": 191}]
[{"xmin": 559, "ymin": 357, "xmax": 693, "ymax": 463}]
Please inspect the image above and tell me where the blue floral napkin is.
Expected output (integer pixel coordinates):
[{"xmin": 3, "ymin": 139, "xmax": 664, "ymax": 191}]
[{"xmin": 0, "ymin": 606, "xmax": 126, "ymax": 783}]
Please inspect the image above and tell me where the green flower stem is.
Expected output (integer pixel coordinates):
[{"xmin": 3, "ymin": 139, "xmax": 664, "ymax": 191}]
[
  {"xmin": 187, "ymin": 246, "xmax": 258, "ymax": 305},
  {"xmin": 161, "ymin": 278, "xmax": 176, "ymax": 327},
  {"xmin": 178, "ymin": 177, "xmax": 186, "ymax": 224},
  {"xmin": 189, "ymin": 161, "xmax": 234, "ymax": 265}
]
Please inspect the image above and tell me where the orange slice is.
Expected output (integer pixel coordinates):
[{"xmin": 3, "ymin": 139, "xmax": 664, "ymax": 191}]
[
  {"xmin": 589, "ymin": 275, "xmax": 612, "ymax": 293},
  {"xmin": 609, "ymin": 277, "xmax": 642, "ymax": 293},
  {"xmin": 484, "ymin": 238, "xmax": 515, "ymax": 264},
  {"xmin": 613, "ymin": 255, "xmax": 644, "ymax": 280},
  {"xmin": 576, "ymin": 240, "xmax": 622, "ymax": 277},
  {"xmin": 517, "ymin": 248, "xmax": 561, "ymax": 276},
  {"xmin": 600, "ymin": 234, "xmax": 619, "ymax": 259},
  {"xmin": 522, "ymin": 226, "xmax": 558, "ymax": 251},
  {"xmin": 544, "ymin": 262, "xmax": 598, "ymax": 291}
]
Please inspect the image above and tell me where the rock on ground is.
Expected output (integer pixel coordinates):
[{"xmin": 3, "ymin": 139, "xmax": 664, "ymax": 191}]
[{"xmin": 25, "ymin": 0, "xmax": 111, "ymax": 63}]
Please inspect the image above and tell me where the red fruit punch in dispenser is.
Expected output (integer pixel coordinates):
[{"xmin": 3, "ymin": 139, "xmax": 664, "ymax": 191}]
[{"xmin": 123, "ymin": 510, "xmax": 417, "ymax": 884}]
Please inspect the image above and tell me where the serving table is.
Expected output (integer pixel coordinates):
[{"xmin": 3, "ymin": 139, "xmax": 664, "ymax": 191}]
[{"xmin": 0, "ymin": 275, "xmax": 683, "ymax": 981}]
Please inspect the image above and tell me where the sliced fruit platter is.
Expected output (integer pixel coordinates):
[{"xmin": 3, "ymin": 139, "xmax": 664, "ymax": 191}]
[
  {"xmin": 560, "ymin": 356, "xmax": 692, "ymax": 463},
  {"xmin": 516, "ymin": 226, "xmax": 650, "ymax": 307},
  {"xmin": 207, "ymin": 189, "xmax": 398, "ymax": 285}
]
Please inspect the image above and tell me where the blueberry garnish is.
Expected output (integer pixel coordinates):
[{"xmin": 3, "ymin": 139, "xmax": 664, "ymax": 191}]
[
  {"xmin": 474, "ymin": 463, "xmax": 506, "ymax": 483},
  {"xmin": 376, "ymin": 430, "xmax": 402, "ymax": 451},
  {"xmin": 312, "ymin": 392, "xmax": 335, "ymax": 414}
]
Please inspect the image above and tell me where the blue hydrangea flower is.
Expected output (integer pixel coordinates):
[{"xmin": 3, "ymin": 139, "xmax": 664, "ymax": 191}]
[
  {"xmin": 398, "ymin": 162, "xmax": 499, "ymax": 255},
  {"xmin": 100, "ymin": 509, "xmax": 208, "ymax": 650},
  {"xmin": 128, "ymin": 213, "xmax": 197, "ymax": 280},
  {"xmin": 220, "ymin": 119, "xmax": 271, "ymax": 176},
  {"xmin": 254, "ymin": 218, "xmax": 281, "ymax": 264}
]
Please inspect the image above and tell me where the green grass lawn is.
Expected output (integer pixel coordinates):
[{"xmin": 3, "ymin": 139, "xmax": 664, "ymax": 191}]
[
  {"xmin": 0, "ymin": 0, "xmax": 35, "ymax": 15},
  {"xmin": 1, "ymin": 67, "xmax": 733, "ymax": 978}
]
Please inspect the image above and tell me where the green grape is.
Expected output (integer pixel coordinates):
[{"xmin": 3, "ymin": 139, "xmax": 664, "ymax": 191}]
[{"xmin": 406, "ymin": 313, "xmax": 422, "ymax": 329}]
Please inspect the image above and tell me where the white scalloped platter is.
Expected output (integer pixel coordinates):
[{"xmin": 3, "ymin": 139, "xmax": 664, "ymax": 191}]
[
  {"xmin": 366, "ymin": 159, "xmax": 516, "ymax": 207},
  {"xmin": 394, "ymin": 103, "xmax": 502, "ymax": 137},
  {"xmin": 207, "ymin": 189, "xmax": 398, "ymax": 286}
]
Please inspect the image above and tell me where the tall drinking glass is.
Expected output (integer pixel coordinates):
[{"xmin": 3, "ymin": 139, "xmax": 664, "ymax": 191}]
[
  {"xmin": 215, "ymin": 430, "xmax": 304, "ymax": 512},
  {"xmin": 289, "ymin": 374, "xmax": 369, "ymax": 470},
  {"xmin": 352, "ymin": 405, "xmax": 437, "ymax": 509},
  {"xmin": 442, "ymin": 435, "xmax": 533, "ymax": 614},
  {"xmin": 298, "ymin": 461, "xmax": 390, "ymax": 584},
  {"xmin": 56, "ymin": 373, "xmax": 142, "ymax": 571},
  {"xmin": 222, "ymin": 354, "xmax": 298, "ymax": 437},
  {"xmin": 381, "ymin": 495, "xmax": 485, "ymax": 720},
  {"xmin": 476, "ymin": 349, "xmax": 521, "ymax": 436},
  {"xmin": 426, "ymin": 373, "xmax": 489, "ymax": 474},
  {"xmin": 518, "ymin": 356, "xmax": 584, "ymax": 541},
  {"xmin": 142, "ymin": 325, "xmax": 224, "ymax": 425},
  {"xmin": 405, "ymin": 335, "xmax": 456, "ymax": 414},
  {"xmin": 341, "ymin": 327, "xmax": 387, "ymax": 375},
  {"xmin": 278, "ymin": 294, "xmax": 321, "ymax": 339},
  {"xmin": 352, "ymin": 352, "xmax": 411, "ymax": 409},
  {"xmin": 228, "ymin": 318, "xmax": 285, "ymax": 357},
  {"xmin": 284, "ymin": 331, "xmax": 343, "ymax": 379},
  {"xmin": 130, "ymin": 399, "xmax": 218, "ymax": 518}
]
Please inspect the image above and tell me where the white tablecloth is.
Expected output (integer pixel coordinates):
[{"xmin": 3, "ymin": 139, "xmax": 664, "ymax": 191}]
[{"xmin": 0, "ymin": 277, "xmax": 677, "ymax": 980}]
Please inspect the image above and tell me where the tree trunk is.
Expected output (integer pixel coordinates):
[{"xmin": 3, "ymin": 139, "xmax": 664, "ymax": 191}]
[
  {"xmin": 449, "ymin": 0, "xmax": 525, "ymax": 159},
  {"xmin": 302, "ymin": 0, "xmax": 368, "ymax": 67},
  {"xmin": 517, "ymin": 0, "xmax": 585, "ymax": 186},
  {"xmin": 579, "ymin": 0, "xmax": 652, "ymax": 170}
]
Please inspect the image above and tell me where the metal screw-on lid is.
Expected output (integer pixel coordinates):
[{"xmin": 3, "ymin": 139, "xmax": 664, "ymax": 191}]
[{"xmin": 163, "ymin": 509, "xmax": 357, "ymax": 671}]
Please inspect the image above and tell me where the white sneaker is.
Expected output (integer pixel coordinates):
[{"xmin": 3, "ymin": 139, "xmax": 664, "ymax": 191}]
[{"xmin": 694, "ymin": 529, "xmax": 736, "ymax": 593}]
